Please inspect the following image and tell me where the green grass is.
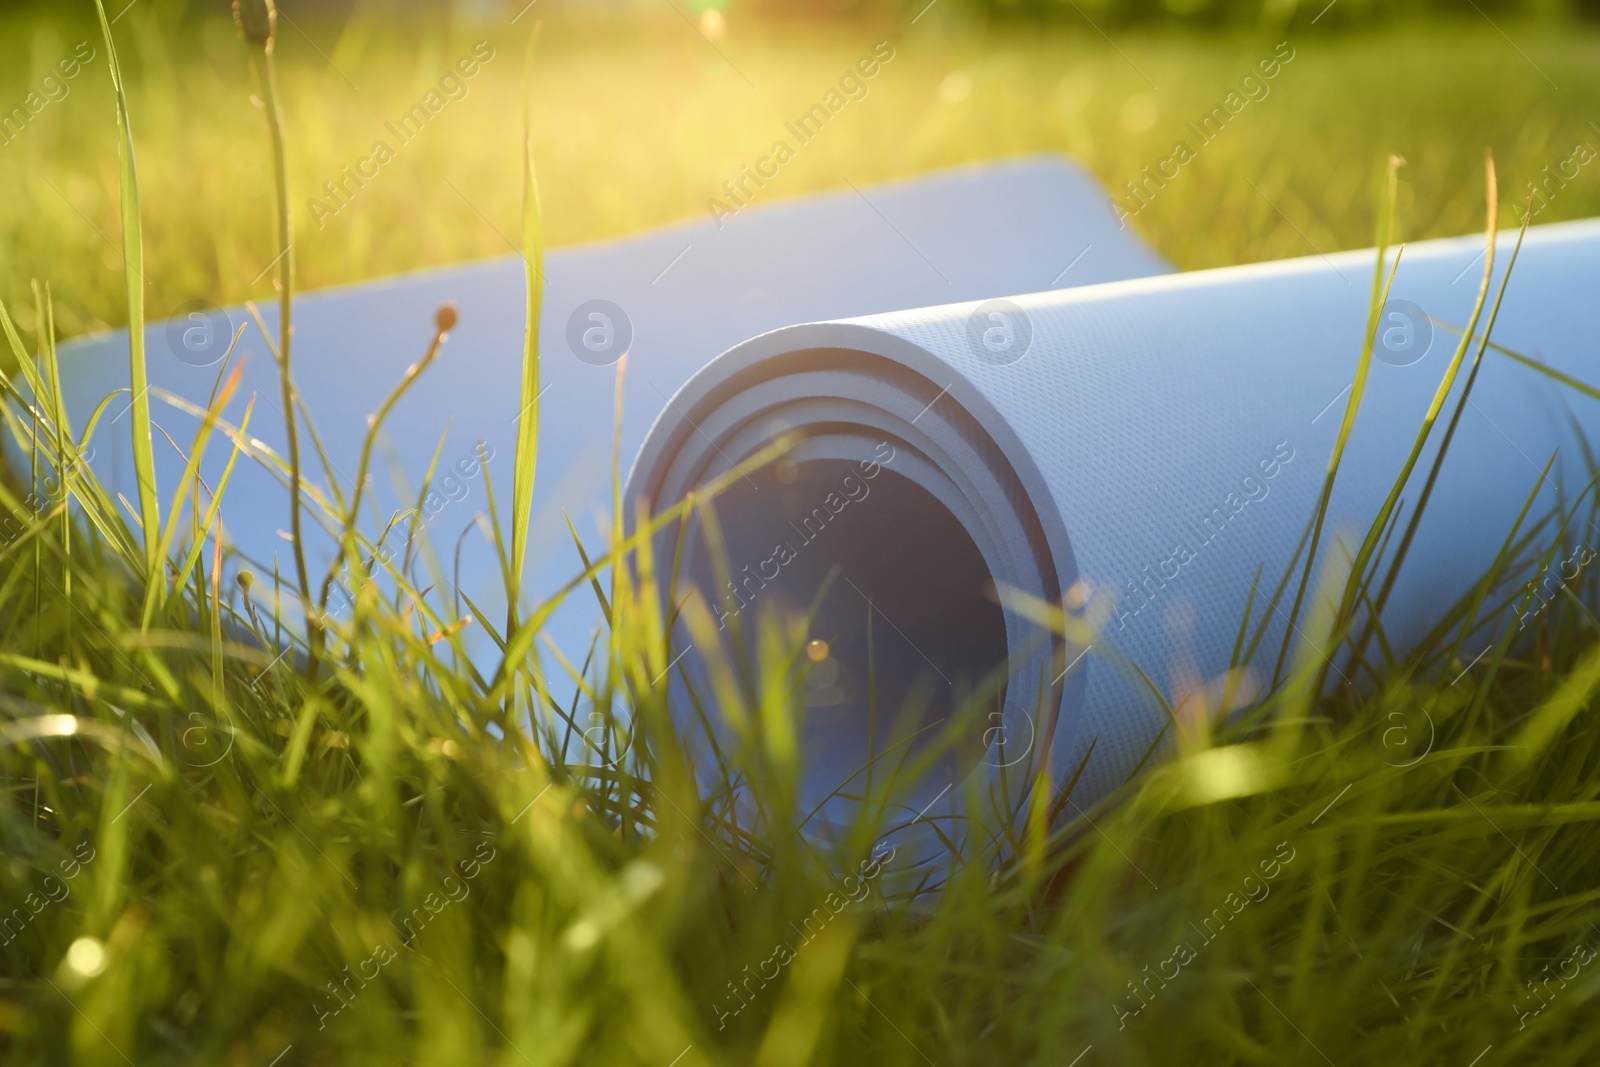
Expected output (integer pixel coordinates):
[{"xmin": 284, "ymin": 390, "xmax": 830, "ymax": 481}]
[{"xmin": 6, "ymin": 2, "xmax": 1600, "ymax": 1066}]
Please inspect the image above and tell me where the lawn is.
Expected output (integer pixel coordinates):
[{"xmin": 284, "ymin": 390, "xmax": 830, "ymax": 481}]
[
  {"xmin": 3, "ymin": 3, "xmax": 1600, "ymax": 338},
  {"xmin": 5, "ymin": 3, "xmax": 1600, "ymax": 1066}
]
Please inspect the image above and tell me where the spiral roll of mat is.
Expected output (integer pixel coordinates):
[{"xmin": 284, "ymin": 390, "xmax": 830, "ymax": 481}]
[{"xmin": 627, "ymin": 220, "xmax": 1600, "ymax": 843}]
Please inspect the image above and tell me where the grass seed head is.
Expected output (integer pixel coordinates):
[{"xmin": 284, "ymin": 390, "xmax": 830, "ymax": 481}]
[
  {"xmin": 435, "ymin": 302, "xmax": 459, "ymax": 334},
  {"xmin": 232, "ymin": 0, "xmax": 275, "ymax": 48}
]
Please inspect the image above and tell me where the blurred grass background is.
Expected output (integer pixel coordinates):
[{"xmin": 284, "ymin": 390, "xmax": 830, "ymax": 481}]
[{"xmin": 2, "ymin": 0, "xmax": 1600, "ymax": 340}]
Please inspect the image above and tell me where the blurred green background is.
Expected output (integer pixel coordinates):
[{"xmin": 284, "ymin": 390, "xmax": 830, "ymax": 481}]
[{"xmin": 2, "ymin": 0, "xmax": 1598, "ymax": 341}]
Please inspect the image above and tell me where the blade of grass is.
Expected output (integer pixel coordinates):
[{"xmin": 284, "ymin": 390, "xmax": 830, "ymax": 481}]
[
  {"xmin": 142, "ymin": 339, "xmax": 247, "ymax": 626},
  {"xmin": 169, "ymin": 397, "xmax": 258, "ymax": 597},
  {"xmin": 1273, "ymin": 155, "xmax": 1406, "ymax": 688},
  {"xmin": 507, "ymin": 26, "xmax": 547, "ymax": 643},
  {"xmin": 1348, "ymin": 161, "xmax": 1521, "ymax": 674},
  {"xmin": 92, "ymin": 0, "xmax": 161, "ymax": 588}
]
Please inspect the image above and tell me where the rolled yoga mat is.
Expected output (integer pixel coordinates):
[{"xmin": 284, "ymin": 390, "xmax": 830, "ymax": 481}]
[
  {"xmin": 625, "ymin": 218, "xmax": 1600, "ymax": 841},
  {"xmin": 49, "ymin": 154, "xmax": 1600, "ymax": 850}
]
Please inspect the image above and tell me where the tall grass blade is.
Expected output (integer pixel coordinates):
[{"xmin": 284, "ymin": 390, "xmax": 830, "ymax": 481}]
[
  {"xmin": 508, "ymin": 27, "xmax": 547, "ymax": 641},
  {"xmin": 1272, "ymin": 155, "xmax": 1405, "ymax": 686},
  {"xmin": 1343, "ymin": 153, "xmax": 1510, "ymax": 677},
  {"xmin": 92, "ymin": 0, "xmax": 161, "ymax": 581}
]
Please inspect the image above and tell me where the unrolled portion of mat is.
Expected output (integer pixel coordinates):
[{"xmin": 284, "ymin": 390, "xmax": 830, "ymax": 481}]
[
  {"xmin": 627, "ymin": 220, "xmax": 1600, "ymax": 821},
  {"xmin": 53, "ymin": 156, "xmax": 1163, "ymax": 665}
]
